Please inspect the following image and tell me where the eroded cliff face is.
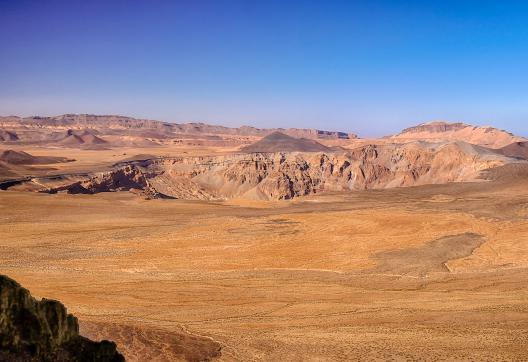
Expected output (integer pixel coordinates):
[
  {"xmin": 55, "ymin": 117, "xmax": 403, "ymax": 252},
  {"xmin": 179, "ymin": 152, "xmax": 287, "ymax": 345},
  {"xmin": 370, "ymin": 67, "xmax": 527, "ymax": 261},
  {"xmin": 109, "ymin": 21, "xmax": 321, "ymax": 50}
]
[
  {"xmin": 48, "ymin": 165, "xmax": 162, "ymax": 199},
  {"xmin": 50, "ymin": 141, "xmax": 518, "ymax": 200},
  {"xmin": 0, "ymin": 275, "xmax": 124, "ymax": 362}
]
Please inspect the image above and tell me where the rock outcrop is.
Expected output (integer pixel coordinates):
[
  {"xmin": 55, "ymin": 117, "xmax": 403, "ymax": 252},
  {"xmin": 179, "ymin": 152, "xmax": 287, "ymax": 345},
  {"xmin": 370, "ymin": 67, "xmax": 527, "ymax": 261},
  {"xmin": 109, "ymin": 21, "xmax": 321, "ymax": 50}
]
[
  {"xmin": 52, "ymin": 141, "xmax": 520, "ymax": 200},
  {"xmin": 51, "ymin": 165, "xmax": 162, "ymax": 199},
  {"xmin": 390, "ymin": 121, "xmax": 525, "ymax": 149},
  {"xmin": 0, "ymin": 274, "xmax": 124, "ymax": 361}
]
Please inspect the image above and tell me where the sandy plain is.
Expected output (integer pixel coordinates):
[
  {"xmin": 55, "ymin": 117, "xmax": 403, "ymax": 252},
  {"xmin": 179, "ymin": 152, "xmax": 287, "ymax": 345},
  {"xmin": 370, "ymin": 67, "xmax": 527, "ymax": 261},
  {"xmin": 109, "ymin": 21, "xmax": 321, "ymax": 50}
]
[{"xmin": 1, "ymin": 158, "xmax": 528, "ymax": 361}]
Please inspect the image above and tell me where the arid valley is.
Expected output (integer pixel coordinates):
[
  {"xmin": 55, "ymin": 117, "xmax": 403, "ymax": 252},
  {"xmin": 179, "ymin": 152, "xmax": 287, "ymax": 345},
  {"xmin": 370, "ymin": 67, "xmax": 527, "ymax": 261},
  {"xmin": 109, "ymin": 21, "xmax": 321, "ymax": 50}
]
[
  {"xmin": 3, "ymin": 2, "xmax": 528, "ymax": 360},
  {"xmin": 1, "ymin": 115, "xmax": 528, "ymax": 361}
]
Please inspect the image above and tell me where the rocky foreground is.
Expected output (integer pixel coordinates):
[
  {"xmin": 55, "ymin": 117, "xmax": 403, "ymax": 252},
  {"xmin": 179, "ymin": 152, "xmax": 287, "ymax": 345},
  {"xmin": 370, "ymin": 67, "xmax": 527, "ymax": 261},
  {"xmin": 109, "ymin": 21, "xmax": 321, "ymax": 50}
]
[{"xmin": 0, "ymin": 275, "xmax": 124, "ymax": 361}]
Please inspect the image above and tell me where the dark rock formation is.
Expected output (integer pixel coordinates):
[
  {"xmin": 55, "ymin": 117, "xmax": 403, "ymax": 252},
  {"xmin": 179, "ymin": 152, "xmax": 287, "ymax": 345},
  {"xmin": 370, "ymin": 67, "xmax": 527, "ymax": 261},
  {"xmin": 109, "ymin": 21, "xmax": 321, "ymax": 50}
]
[
  {"xmin": 0, "ymin": 274, "xmax": 125, "ymax": 362},
  {"xmin": 498, "ymin": 141, "xmax": 528, "ymax": 160},
  {"xmin": 0, "ymin": 150, "xmax": 73, "ymax": 165},
  {"xmin": 0, "ymin": 130, "xmax": 19, "ymax": 142},
  {"xmin": 59, "ymin": 130, "xmax": 107, "ymax": 146},
  {"xmin": 241, "ymin": 132, "xmax": 332, "ymax": 153}
]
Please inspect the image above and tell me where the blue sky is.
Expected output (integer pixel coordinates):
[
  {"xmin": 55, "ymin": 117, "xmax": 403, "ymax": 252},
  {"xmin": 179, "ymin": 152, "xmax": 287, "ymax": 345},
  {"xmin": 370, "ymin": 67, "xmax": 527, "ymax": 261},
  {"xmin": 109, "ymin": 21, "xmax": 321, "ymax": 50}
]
[{"xmin": 1, "ymin": 0, "xmax": 527, "ymax": 137}]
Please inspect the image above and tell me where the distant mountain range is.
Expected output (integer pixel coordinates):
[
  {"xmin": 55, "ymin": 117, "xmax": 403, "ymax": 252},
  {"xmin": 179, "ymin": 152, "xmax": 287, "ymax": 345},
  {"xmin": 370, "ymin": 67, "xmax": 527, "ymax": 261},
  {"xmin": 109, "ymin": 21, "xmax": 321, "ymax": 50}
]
[{"xmin": 0, "ymin": 114, "xmax": 354, "ymax": 141}]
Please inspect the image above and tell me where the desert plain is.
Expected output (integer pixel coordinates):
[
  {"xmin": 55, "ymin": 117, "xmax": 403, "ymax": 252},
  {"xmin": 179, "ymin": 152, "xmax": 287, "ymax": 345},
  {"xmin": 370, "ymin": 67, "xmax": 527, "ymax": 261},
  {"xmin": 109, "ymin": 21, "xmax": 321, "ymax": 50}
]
[{"xmin": 1, "ymin": 116, "xmax": 528, "ymax": 361}]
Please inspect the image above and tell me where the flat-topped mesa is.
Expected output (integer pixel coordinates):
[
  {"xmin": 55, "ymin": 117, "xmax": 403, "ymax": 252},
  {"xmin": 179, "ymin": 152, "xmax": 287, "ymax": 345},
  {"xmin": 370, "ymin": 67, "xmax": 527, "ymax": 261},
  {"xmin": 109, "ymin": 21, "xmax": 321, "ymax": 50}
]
[
  {"xmin": 391, "ymin": 121, "xmax": 526, "ymax": 149},
  {"xmin": 400, "ymin": 121, "xmax": 471, "ymax": 134},
  {"xmin": 0, "ymin": 274, "xmax": 124, "ymax": 361},
  {"xmin": 0, "ymin": 114, "xmax": 355, "ymax": 140}
]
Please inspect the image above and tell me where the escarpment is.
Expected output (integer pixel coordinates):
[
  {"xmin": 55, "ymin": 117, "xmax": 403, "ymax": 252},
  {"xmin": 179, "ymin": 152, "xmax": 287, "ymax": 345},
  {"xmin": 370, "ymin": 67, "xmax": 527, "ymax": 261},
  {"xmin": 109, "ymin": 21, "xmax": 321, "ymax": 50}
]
[
  {"xmin": 0, "ymin": 274, "xmax": 124, "ymax": 361},
  {"xmin": 39, "ymin": 141, "xmax": 521, "ymax": 200}
]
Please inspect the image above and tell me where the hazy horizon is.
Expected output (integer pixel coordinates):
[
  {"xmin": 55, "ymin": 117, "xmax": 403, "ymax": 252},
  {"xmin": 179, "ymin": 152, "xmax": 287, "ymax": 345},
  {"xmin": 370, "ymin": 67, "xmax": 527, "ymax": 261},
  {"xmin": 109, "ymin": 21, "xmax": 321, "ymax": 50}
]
[{"xmin": 1, "ymin": 1, "xmax": 527, "ymax": 137}]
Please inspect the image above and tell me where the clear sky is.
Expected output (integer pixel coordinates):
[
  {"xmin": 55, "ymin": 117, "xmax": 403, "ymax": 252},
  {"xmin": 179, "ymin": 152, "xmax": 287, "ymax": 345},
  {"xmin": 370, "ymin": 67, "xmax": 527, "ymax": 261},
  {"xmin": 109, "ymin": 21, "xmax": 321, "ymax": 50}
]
[{"xmin": 1, "ymin": 0, "xmax": 527, "ymax": 137}]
